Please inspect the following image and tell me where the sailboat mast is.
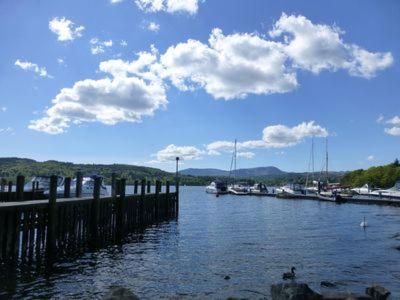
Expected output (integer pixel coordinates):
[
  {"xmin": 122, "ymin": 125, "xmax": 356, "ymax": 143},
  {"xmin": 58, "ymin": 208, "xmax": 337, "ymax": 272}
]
[
  {"xmin": 325, "ymin": 137, "xmax": 329, "ymax": 185},
  {"xmin": 312, "ymin": 137, "xmax": 315, "ymax": 182},
  {"xmin": 234, "ymin": 139, "xmax": 237, "ymax": 186}
]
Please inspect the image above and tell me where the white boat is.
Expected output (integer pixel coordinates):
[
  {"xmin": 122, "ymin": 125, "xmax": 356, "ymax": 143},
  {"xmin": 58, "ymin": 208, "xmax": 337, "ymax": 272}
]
[
  {"xmin": 46, "ymin": 175, "xmax": 108, "ymax": 197},
  {"xmin": 351, "ymin": 184, "xmax": 373, "ymax": 195},
  {"xmin": 228, "ymin": 184, "xmax": 249, "ymax": 195},
  {"xmin": 206, "ymin": 181, "xmax": 228, "ymax": 194},
  {"xmin": 370, "ymin": 181, "xmax": 400, "ymax": 199},
  {"xmin": 276, "ymin": 184, "xmax": 305, "ymax": 198},
  {"xmin": 24, "ymin": 176, "xmax": 64, "ymax": 191},
  {"xmin": 249, "ymin": 183, "xmax": 269, "ymax": 195}
]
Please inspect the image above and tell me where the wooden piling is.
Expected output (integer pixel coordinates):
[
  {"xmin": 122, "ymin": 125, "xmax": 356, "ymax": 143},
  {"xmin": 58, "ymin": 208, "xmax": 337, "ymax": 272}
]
[
  {"xmin": 64, "ymin": 177, "xmax": 71, "ymax": 198},
  {"xmin": 90, "ymin": 177, "xmax": 101, "ymax": 248},
  {"xmin": 46, "ymin": 175, "xmax": 58, "ymax": 258},
  {"xmin": 111, "ymin": 172, "xmax": 116, "ymax": 198},
  {"xmin": 134, "ymin": 180, "xmax": 138, "ymax": 194},
  {"xmin": 75, "ymin": 171, "xmax": 83, "ymax": 198},
  {"xmin": 16, "ymin": 175, "xmax": 25, "ymax": 201},
  {"xmin": 116, "ymin": 178, "xmax": 126, "ymax": 241},
  {"xmin": 147, "ymin": 180, "xmax": 151, "ymax": 194}
]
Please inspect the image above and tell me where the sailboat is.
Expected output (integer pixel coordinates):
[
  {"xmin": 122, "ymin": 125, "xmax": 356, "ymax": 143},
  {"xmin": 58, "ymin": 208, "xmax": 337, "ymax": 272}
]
[
  {"xmin": 227, "ymin": 139, "xmax": 249, "ymax": 195},
  {"xmin": 316, "ymin": 138, "xmax": 346, "ymax": 203},
  {"xmin": 305, "ymin": 138, "xmax": 318, "ymax": 195}
]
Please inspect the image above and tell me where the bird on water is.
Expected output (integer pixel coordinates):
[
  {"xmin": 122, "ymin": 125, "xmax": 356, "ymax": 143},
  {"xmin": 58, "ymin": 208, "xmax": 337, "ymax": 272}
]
[
  {"xmin": 360, "ymin": 216, "xmax": 368, "ymax": 228},
  {"xmin": 283, "ymin": 267, "xmax": 296, "ymax": 280}
]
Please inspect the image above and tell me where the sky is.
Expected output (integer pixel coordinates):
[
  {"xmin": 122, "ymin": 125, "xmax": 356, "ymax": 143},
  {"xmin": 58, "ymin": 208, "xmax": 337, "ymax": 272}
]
[{"xmin": 0, "ymin": 0, "xmax": 399, "ymax": 172}]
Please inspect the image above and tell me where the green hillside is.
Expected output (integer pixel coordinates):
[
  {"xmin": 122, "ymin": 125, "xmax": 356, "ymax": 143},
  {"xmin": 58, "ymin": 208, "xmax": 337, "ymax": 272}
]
[{"xmin": 341, "ymin": 159, "xmax": 400, "ymax": 188}]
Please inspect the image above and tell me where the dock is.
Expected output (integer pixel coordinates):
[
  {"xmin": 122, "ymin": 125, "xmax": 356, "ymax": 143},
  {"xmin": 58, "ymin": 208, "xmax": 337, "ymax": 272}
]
[{"xmin": 0, "ymin": 174, "xmax": 179, "ymax": 265}]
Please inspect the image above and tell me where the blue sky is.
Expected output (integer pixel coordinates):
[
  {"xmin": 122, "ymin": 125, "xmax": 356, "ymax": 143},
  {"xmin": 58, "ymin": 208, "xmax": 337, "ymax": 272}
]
[{"xmin": 0, "ymin": 0, "xmax": 399, "ymax": 172}]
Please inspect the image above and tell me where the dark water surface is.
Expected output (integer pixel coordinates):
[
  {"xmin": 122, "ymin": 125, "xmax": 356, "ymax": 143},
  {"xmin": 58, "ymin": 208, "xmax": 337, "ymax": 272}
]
[{"xmin": 2, "ymin": 186, "xmax": 400, "ymax": 299}]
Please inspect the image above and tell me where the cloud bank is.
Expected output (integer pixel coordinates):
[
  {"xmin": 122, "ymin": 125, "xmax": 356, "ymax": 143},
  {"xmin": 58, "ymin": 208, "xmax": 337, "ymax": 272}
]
[
  {"xmin": 49, "ymin": 17, "xmax": 84, "ymax": 42},
  {"xmin": 32, "ymin": 13, "xmax": 393, "ymax": 134}
]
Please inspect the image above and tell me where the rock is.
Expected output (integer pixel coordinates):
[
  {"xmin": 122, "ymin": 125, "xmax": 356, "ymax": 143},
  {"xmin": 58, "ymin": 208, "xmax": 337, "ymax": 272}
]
[
  {"xmin": 320, "ymin": 281, "xmax": 336, "ymax": 288},
  {"xmin": 365, "ymin": 285, "xmax": 391, "ymax": 300},
  {"xmin": 271, "ymin": 283, "xmax": 322, "ymax": 300},
  {"xmin": 224, "ymin": 275, "xmax": 231, "ymax": 280},
  {"xmin": 322, "ymin": 292, "xmax": 371, "ymax": 299},
  {"xmin": 103, "ymin": 286, "xmax": 140, "ymax": 300}
]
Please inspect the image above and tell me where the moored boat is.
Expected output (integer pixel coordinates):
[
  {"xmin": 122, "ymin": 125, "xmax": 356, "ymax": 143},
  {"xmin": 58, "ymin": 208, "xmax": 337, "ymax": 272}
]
[
  {"xmin": 249, "ymin": 183, "xmax": 269, "ymax": 196},
  {"xmin": 206, "ymin": 181, "xmax": 228, "ymax": 194}
]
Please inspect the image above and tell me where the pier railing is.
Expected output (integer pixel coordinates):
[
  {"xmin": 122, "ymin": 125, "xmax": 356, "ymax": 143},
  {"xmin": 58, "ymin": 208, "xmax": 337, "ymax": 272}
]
[{"xmin": 0, "ymin": 176, "xmax": 178, "ymax": 264}]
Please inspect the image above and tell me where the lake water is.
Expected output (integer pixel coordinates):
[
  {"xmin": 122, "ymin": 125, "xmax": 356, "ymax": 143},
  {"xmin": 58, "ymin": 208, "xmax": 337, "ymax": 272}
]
[{"xmin": 1, "ymin": 186, "xmax": 400, "ymax": 299}]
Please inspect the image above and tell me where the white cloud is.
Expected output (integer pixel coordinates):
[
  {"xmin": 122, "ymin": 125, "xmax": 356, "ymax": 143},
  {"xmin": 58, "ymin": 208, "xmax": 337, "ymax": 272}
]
[
  {"xmin": 29, "ymin": 51, "xmax": 167, "ymax": 134},
  {"xmin": 237, "ymin": 151, "xmax": 255, "ymax": 159},
  {"xmin": 367, "ymin": 155, "xmax": 375, "ymax": 161},
  {"xmin": 385, "ymin": 127, "xmax": 400, "ymax": 136},
  {"xmin": 376, "ymin": 114, "xmax": 384, "ymax": 123},
  {"xmin": 90, "ymin": 38, "xmax": 113, "ymax": 55},
  {"xmin": 387, "ymin": 116, "xmax": 400, "ymax": 126},
  {"xmin": 152, "ymin": 144, "xmax": 204, "ymax": 162},
  {"xmin": 1, "ymin": 107, "xmax": 6, "ymax": 112},
  {"xmin": 0, "ymin": 127, "xmax": 14, "ymax": 135},
  {"xmin": 135, "ymin": 0, "xmax": 201, "ymax": 15},
  {"xmin": 161, "ymin": 28, "xmax": 297, "ymax": 100},
  {"xmin": 147, "ymin": 22, "xmax": 160, "ymax": 32},
  {"xmin": 110, "ymin": 0, "xmax": 124, "ymax": 3},
  {"xmin": 269, "ymin": 13, "xmax": 393, "ymax": 78},
  {"xmin": 49, "ymin": 17, "xmax": 84, "ymax": 42},
  {"xmin": 262, "ymin": 121, "xmax": 328, "ymax": 148},
  {"xmin": 207, "ymin": 121, "xmax": 328, "ymax": 154},
  {"xmin": 120, "ymin": 40, "xmax": 128, "ymax": 47},
  {"xmin": 15, "ymin": 59, "xmax": 52, "ymax": 78}
]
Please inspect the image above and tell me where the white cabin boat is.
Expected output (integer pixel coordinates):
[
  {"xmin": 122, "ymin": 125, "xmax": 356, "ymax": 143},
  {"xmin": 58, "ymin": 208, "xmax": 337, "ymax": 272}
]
[
  {"xmin": 228, "ymin": 184, "xmax": 249, "ymax": 195},
  {"xmin": 206, "ymin": 181, "xmax": 228, "ymax": 194},
  {"xmin": 370, "ymin": 181, "xmax": 400, "ymax": 199},
  {"xmin": 24, "ymin": 176, "xmax": 64, "ymax": 191},
  {"xmin": 249, "ymin": 183, "xmax": 269, "ymax": 195},
  {"xmin": 351, "ymin": 184, "xmax": 373, "ymax": 195}
]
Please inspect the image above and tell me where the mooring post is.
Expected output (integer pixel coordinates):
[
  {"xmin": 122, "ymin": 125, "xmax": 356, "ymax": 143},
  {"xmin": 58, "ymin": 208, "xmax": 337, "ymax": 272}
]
[
  {"xmin": 116, "ymin": 178, "xmax": 126, "ymax": 241},
  {"xmin": 90, "ymin": 176, "xmax": 101, "ymax": 248},
  {"xmin": 16, "ymin": 175, "xmax": 25, "ymax": 201},
  {"xmin": 75, "ymin": 171, "xmax": 83, "ymax": 198},
  {"xmin": 155, "ymin": 180, "xmax": 160, "ymax": 220},
  {"xmin": 165, "ymin": 181, "xmax": 170, "ymax": 218},
  {"xmin": 134, "ymin": 180, "xmax": 138, "ymax": 194},
  {"xmin": 175, "ymin": 157, "xmax": 180, "ymax": 216},
  {"xmin": 64, "ymin": 177, "xmax": 71, "ymax": 198},
  {"xmin": 7, "ymin": 181, "xmax": 12, "ymax": 202},
  {"xmin": 147, "ymin": 180, "xmax": 151, "ymax": 194},
  {"xmin": 0, "ymin": 178, "xmax": 6, "ymax": 192},
  {"xmin": 46, "ymin": 175, "xmax": 58, "ymax": 259},
  {"xmin": 111, "ymin": 172, "xmax": 116, "ymax": 198},
  {"xmin": 140, "ymin": 179, "xmax": 146, "ymax": 225}
]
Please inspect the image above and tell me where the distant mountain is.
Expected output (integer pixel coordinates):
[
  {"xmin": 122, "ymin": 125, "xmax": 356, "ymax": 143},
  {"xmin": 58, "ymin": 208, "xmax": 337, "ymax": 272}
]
[{"xmin": 180, "ymin": 166, "xmax": 285, "ymax": 178}]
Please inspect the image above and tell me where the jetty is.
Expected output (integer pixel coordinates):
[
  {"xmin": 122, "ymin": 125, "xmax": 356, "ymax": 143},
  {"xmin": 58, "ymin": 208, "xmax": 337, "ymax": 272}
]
[{"xmin": 0, "ymin": 174, "xmax": 179, "ymax": 265}]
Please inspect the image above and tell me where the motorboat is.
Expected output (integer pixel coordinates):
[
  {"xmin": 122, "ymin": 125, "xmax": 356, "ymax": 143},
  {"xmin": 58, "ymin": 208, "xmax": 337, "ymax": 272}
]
[
  {"xmin": 249, "ymin": 183, "xmax": 269, "ymax": 195},
  {"xmin": 228, "ymin": 184, "xmax": 249, "ymax": 195},
  {"xmin": 276, "ymin": 184, "xmax": 305, "ymax": 198},
  {"xmin": 206, "ymin": 181, "xmax": 228, "ymax": 194},
  {"xmin": 317, "ymin": 190, "xmax": 346, "ymax": 203},
  {"xmin": 351, "ymin": 184, "xmax": 373, "ymax": 195},
  {"xmin": 370, "ymin": 181, "xmax": 400, "ymax": 199},
  {"xmin": 24, "ymin": 175, "xmax": 64, "ymax": 191},
  {"xmin": 46, "ymin": 175, "xmax": 109, "ymax": 197}
]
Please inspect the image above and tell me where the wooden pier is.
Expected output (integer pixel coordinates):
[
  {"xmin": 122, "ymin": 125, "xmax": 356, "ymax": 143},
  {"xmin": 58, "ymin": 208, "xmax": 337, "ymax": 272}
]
[{"xmin": 0, "ymin": 175, "xmax": 179, "ymax": 265}]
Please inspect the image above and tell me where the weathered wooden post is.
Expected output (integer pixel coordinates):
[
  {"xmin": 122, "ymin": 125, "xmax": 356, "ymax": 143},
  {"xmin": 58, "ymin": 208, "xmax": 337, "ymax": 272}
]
[
  {"xmin": 111, "ymin": 172, "xmax": 116, "ymax": 198},
  {"xmin": 147, "ymin": 180, "xmax": 151, "ymax": 194},
  {"xmin": 90, "ymin": 177, "xmax": 101, "ymax": 248},
  {"xmin": 166, "ymin": 181, "xmax": 170, "ymax": 218},
  {"xmin": 140, "ymin": 179, "xmax": 146, "ymax": 226},
  {"xmin": 0, "ymin": 178, "xmax": 6, "ymax": 192},
  {"xmin": 64, "ymin": 177, "xmax": 71, "ymax": 198},
  {"xmin": 31, "ymin": 181, "xmax": 36, "ymax": 198},
  {"xmin": 155, "ymin": 180, "xmax": 160, "ymax": 220},
  {"xmin": 46, "ymin": 175, "xmax": 58, "ymax": 259},
  {"xmin": 16, "ymin": 175, "xmax": 25, "ymax": 201},
  {"xmin": 116, "ymin": 178, "xmax": 126, "ymax": 241},
  {"xmin": 7, "ymin": 181, "xmax": 12, "ymax": 202},
  {"xmin": 134, "ymin": 180, "xmax": 138, "ymax": 194},
  {"xmin": 175, "ymin": 157, "xmax": 180, "ymax": 216},
  {"xmin": 75, "ymin": 171, "xmax": 83, "ymax": 198}
]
